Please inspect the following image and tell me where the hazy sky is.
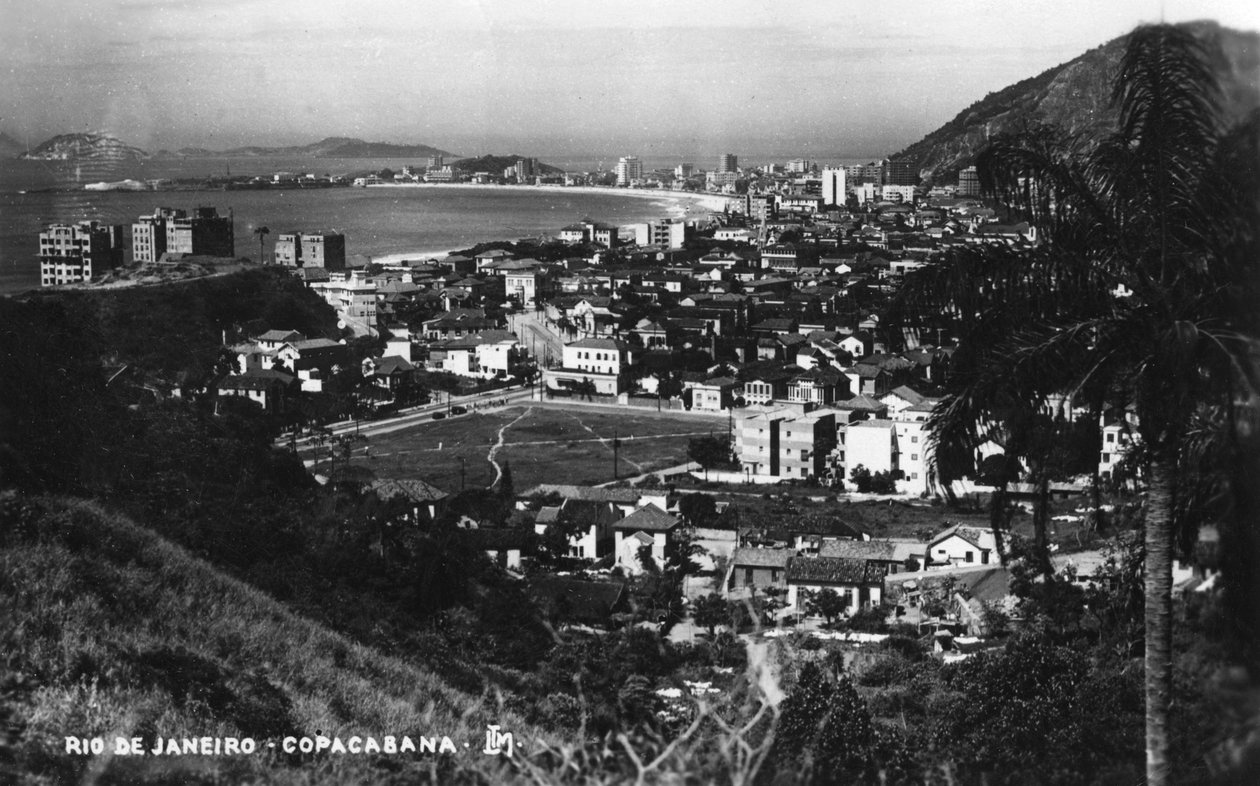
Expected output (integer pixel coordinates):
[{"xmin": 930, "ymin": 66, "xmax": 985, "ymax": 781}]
[{"xmin": 1, "ymin": 0, "xmax": 1257, "ymax": 160}]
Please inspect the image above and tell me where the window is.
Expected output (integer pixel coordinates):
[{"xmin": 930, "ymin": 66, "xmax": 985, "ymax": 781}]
[
  {"xmin": 1102, "ymin": 452, "xmax": 1111, "ymax": 463},
  {"xmin": 911, "ymin": 454, "xmax": 918, "ymax": 461},
  {"xmin": 744, "ymin": 567, "xmax": 754, "ymax": 584},
  {"xmin": 965, "ymin": 551, "xmax": 974, "ymax": 563},
  {"xmin": 771, "ymin": 569, "xmax": 779, "ymax": 582},
  {"xmin": 1106, "ymin": 433, "xmax": 1115, "ymax": 443},
  {"xmin": 911, "ymin": 435, "xmax": 918, "ymax": 444}
]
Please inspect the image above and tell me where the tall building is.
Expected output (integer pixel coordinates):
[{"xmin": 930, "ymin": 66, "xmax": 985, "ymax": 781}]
[
  {"xmin": 717, "ymin": 153, "xmax": 738, "ymax": 173},
  {"xmin": 427, "ymin": 154, "xmax": 444, "ymax": 169},
  {"xmin": 844, "ymin": 162, "xmax": 884, "ymax": 186},
  {"xmin": 958, "ymin": 165, "xmax": 981, "ymax": 197},
  {"xmin": 38, "ymin": 220, "xmax": 124, "ymax": 286},
  {"xmin": 634, "ymin": 218, "xmax": 688, "ymax": 249},
  {"xmin": 674, "ymin": 163, "xmax": 694, "ymax": 179},
  {"xmin": 785, "ymin": 159, "xmax": 811, "ymax": 174},
  {"xmin": 274, "ymin": 232, "xmax": 346, "ymax": 270},
  {"xmin": 821, "ymin": 167, "xmax": 847, "ymax": 207},
  {"xmin": 165, "ymin": 207, "xmax": 235, "ymax": 258},
  {"xmin": 615, "ymin": 156, "xmax": 642, "ymax": 186},
  {"xmin": 882, "ymin": 158, "xmax": 916, "ymax": 186},
  {"xmin": 515, "ymin": 157, "xmax": 536, "ymax": 181},
  {"xmin": 132, "ymin": 207, "xmax": 186, "ymax": 263}
]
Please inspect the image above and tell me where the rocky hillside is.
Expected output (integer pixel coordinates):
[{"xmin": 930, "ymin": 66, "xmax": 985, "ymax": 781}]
[
  {"xmin": 18, "ymin": 132, "xmax": 149, "ymax": 161},
  {"xmin": 890, "ymin": 21, "xmax": 1260, "ymax": 184}
]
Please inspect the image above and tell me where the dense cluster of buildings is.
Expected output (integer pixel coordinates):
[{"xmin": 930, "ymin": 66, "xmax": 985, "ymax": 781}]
[{"xmin": 38, "ymin": 206, "xmax": 236, "ymax": 285}]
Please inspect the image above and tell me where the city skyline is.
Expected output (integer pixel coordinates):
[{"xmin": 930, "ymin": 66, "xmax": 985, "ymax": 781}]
[{"xmin": 2, "ymin": 0, "xmax": 1257, "ymax": 159}]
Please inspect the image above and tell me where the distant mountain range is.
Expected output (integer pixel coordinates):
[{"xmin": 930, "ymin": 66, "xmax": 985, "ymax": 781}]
[
  {"xmin": 17, "ymin": 133, "xmax": 149, "ymax": 161},
  {"xmin": 890, "ymin": 20, "xmax": 1260, "ymax": 184},
  {"xmin": 171, "ymin": 136, "xmax": 458, "ymax": 159}
]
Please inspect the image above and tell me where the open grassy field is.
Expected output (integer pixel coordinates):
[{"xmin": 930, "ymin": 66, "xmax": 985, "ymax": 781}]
[{"xmin": 320, "ymin": 405, "xmax": 725, "ymax": 492}]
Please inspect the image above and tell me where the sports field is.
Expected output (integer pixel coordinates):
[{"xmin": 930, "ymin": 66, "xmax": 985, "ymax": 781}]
[{"xmin": 319, "ymin": 404, "xmax": 728, "ymax": 493}]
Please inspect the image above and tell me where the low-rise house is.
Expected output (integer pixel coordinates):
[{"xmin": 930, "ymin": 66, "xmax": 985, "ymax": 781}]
[
  {"xmin": 725, "ymin": 547, "xmax": 793, "ymax": 596},
  {"xmin": 928, "ymin": 524, "xmax": 999, "ymax": 568},
  {"xmin": 543, "ymin": 337, "xmax": 635, "ymax": 396},
  {"xmin": 463, "ymin": 527, "xmax": 528, "ymax": 571},
  {"xmin": 786, "ymin": 556, "xmax": 884, "ymax": 615},
  {"xmin": 218, "ymin": 368, "xmax": 296, "ymax": 413},
  {"xmin": 691, "ymin": 377, "xmax": 737, "ymax": 411},
  {"xmin": 368, "ymin": 478, "xmax": 449, "ymax": 522},
  {"xmin": 819, "ymin": 539, "xmax": 912, "ymax": 577},
  {"xmin": 613, "ymin": 504, "xmax": 682, "ymax": 574},
  {"xmin": 362, "ymin": 355, "xmax": 417, "ymax": 393}
]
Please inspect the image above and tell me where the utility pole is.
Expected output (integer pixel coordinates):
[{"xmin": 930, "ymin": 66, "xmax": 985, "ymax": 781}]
[
  {"xmin": 459, "ymin": 457, "xmax": 466, "ymax": 491},
  {"xmin": 612, "ymin": 428, "xmax": 620, "ymax": 479}
]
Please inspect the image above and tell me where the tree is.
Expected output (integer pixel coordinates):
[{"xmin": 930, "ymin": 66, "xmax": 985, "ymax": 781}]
[
  {"xmin": 677, "ymin": 493, "xmax": 717, "ymax": 527},
  {"xmin": 687, "ymin": 435, "xmax": 733, "ymax": 478},
  {"xmin": 691, "ymin": 593, "xmax": 728, "ymax": 637},
  {"xmin": 893, "ymin": 26, "xmax": 1259, "ymax": 784},
  {"xmin": 806, "ymin": 588, "xmax": 848, "ymax": 627}
]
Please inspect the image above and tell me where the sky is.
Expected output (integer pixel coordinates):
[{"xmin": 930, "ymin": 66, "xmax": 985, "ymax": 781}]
[{"xmin": 1, "ymin": 0, "xmax": 1257, "ymax": 161}]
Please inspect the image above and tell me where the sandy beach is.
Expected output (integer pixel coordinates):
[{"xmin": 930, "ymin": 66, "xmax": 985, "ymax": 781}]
[{"xmin": 364, "ymin": 182, "xmax": 732, "ymax": 266}]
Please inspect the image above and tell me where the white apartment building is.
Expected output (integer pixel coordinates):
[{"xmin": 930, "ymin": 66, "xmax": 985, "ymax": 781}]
[
  {"xmin": 821, "ymin": 167, "xmax": 847, "ymax": 207},
  {"xmin": 615, "ymin": 156, "xmax": 643, "ymax": 186}
]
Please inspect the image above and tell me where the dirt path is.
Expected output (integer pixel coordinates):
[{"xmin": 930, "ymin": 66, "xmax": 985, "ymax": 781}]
[
  {"xmin": 487, "ymin": 407, "xmax": 534, "ymax": 487},
  {"xmin": 561, "ymin": 410, "xmax": 647, "ymax": 473}
]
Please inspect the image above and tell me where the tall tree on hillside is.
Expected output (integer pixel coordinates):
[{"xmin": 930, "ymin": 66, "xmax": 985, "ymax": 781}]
[{"xmin": 893, "ymin": 25, "xmax": 1259, "ymax": 785}]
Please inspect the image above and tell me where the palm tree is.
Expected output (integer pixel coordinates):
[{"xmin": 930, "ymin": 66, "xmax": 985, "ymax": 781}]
[
  {"xmin": 254, "ymin": 225, "xmax": 270, "ymax": 264},
  {"xmin": 894, "ymin": 25, "xmax": 1259, "ymax": 785}
]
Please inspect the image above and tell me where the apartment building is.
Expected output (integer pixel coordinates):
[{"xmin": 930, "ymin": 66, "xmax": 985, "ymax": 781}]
[
  {"xmin": 38, "ymin": 220, "xmax": 125, "ymax": 285},
  {"xmin": 274, "ymin": 232, "xmax": 346, "ymax": 270}
]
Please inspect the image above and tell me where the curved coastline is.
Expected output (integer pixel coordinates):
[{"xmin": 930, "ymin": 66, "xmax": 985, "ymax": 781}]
[{"xmin": 362, "ymin": 182, "xmax": 731, "ymax": 266}]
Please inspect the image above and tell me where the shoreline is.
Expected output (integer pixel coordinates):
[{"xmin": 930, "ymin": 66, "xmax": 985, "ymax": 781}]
[
  {"xmin": 364, "ymin": 181, "xmax": 732, "ymax": 212},
  {"xmin": 361, "ymin": 183, "xmax": 731, "ymax": 266}
]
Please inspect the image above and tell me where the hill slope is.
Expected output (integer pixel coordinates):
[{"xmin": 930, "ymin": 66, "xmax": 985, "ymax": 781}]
[
  {"xmin": 18, "ymin": 133, "xmax": 150, "ymax": 161},
  {"xmin": 0, "ymin": 495, "xmax": 541, "ymax": 784},
  {"xmin": 890, "ymin": 21, "xmax": 1260, "ymax": 184}
]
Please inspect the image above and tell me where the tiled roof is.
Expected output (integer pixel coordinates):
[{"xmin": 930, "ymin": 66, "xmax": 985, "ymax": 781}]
[
  {"xmin": 522, "ymin": 484, "xmax": 642, "ymax": 504},
  {"xmin": 786, "ymin": 556, "xmax": 876, "ymax": 585},
  {"xmin": 731, "ymin": 547, "xmax": 794, "ymax": 568},
  {"xmin": 256, "ymin": 329, "xmax": 305, "ymax": 342},
  {"xmin": 819, "ymin": 540, "xmax": 900, "ymax": 561},
  {"xmin": 370, "ymin": 478, "xmax": 449, "ymax": 502},
  {"xmin": 613, "ymin": 503, "xmax": 680, "ymax": 532}
]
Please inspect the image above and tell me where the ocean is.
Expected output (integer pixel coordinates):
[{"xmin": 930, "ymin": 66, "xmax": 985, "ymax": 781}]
[{"xmin": 0, "ymin": 155, "xmax": 737, "ymax": 293}]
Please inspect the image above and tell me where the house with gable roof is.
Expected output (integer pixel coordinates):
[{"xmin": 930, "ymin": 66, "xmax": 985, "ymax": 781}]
[
  {"xmin": 725, "ymin": 547, "xmax": 794, "ymax": 596},
  {"xmin": 785, "ymin": 556, "xmax": 884, "ymax": 615},
  {"xmin": 613, "ymin": 504, "xmax": 682, "ymax": 574},
  {"xmin": 927, "ymin": 524, "xmax": 999, "ymax": 568}
]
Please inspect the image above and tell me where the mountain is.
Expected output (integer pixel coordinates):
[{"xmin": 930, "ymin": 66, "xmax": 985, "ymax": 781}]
[
  {"xmin": 2, "ymin": 495, "xmax": 537, "ymax": 784},
  {"xmin": 890, "ymin": 21, "xmax": 1260, "ymax": 184},
  {"xmin": 0, "ymin": 131, "xmax": 24, "ymax": 158},
  {"xmin": 451, "ymin": 154, "xmax": 565, "ymax": 175},
  {"xmin": 18, "ymin": 132, "xmax": 149, "ymax": 161},
  {"xmin": 178, "ymin": 136, "xmax": 458, "ymax": 159}
]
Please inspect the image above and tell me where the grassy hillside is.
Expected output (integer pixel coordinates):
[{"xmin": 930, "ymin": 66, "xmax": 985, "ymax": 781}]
[{"xmin": 0, "ymin": 495, "xmax": 545, "ymax": 784}]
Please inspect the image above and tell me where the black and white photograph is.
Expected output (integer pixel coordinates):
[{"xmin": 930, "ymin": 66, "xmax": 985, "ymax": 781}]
[{"xmin": 1, "ymin": 1, "xmax": 1258, "ymax": 783}]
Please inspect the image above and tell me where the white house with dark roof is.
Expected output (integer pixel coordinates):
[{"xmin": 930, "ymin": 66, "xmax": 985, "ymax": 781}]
[
  {"xmin": 927, "ymin": 524, "xmax": 999, "ymax": 568},
  {"xmin": 612, "ymin": 504, "xmax": 681, "ymax": 574},
  {"xmin": 785, "ymin": 556, "xmax": 884, "ymax": 615}
]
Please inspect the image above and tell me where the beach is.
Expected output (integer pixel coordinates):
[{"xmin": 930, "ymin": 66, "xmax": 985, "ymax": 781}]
[{"xmin": 361, "ymin": 182, "xmax": 731, "ymax": 265}]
